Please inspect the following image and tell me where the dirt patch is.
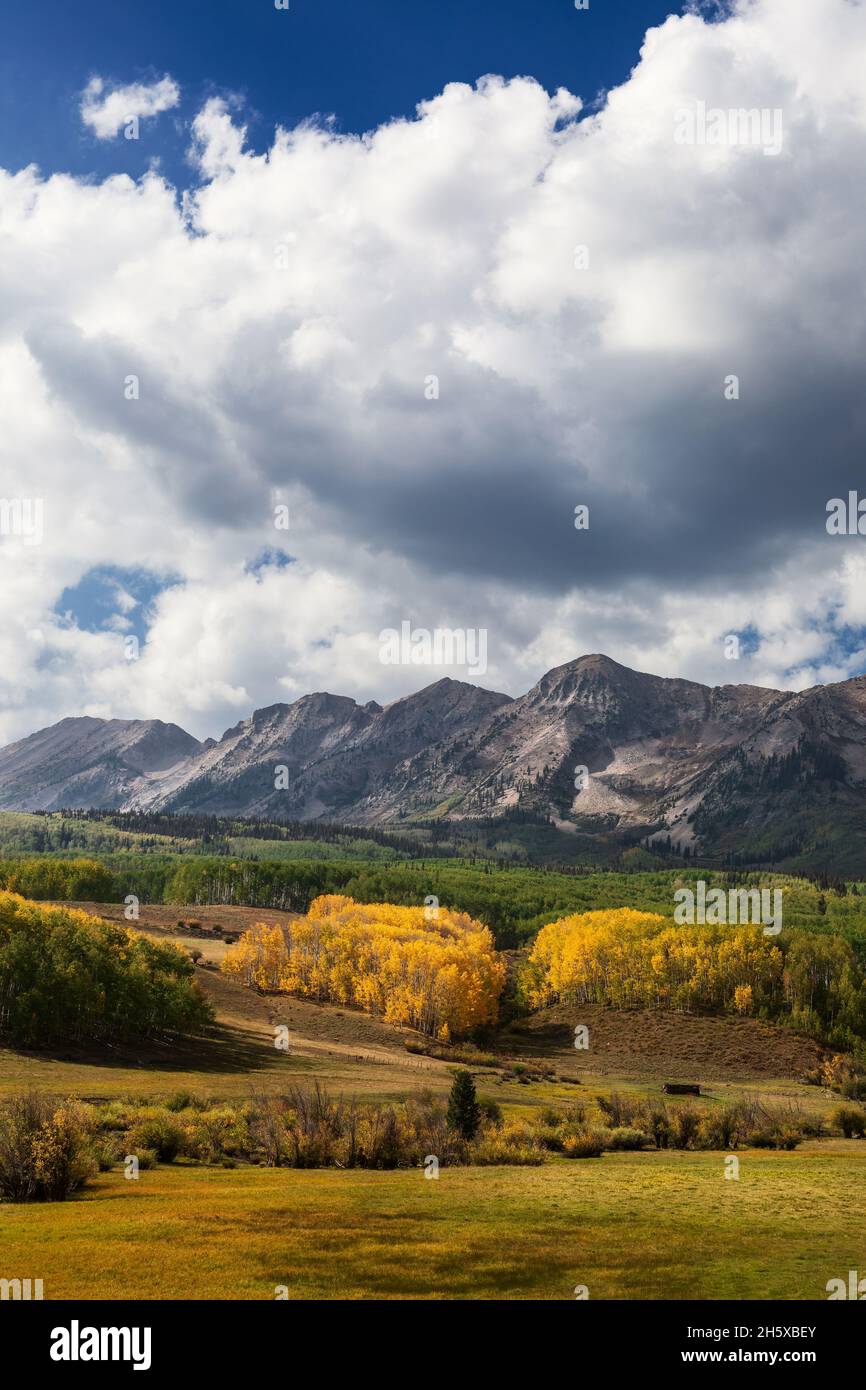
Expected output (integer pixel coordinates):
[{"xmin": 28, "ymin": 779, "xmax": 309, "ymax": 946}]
[{"xmin": 504, "ymin": 1003, "xmax": 827, "ymax": 1082}]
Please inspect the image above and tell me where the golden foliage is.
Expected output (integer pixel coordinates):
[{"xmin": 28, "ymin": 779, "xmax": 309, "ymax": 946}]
[
  {"xmin": 524, "ymin": 907, "xmax": 784, "ymax": 1014},
  {"xmin": 222, "ymin": 895, "xmax": 506, "ymax": 1039}
]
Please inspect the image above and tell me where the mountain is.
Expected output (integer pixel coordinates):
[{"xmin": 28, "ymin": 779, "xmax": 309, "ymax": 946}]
[
  {"xmin": 0, "ymin": 717, "xmax": 202, "ymax": 812},
  {"xmin": 1, "ymin": 656, "xmax": 865, "ymax": 867}
]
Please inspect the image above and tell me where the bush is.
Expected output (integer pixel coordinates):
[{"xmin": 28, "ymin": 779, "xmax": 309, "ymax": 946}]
[
  {"xmin": 830, "ymin": 1104, "xmax": 866, "ymax": 1138},
  {"xmin": 477, "ymin": 1097, "xmax": 503, "ymax": 1126},
  {"xmin": 746, "ymin": 1126, "xmax": 801, "ymax": 1150},
  {"xmin": 405, "ymin": 1039, "xmax": 498, "ymax": 1068},
  {"xmin": 608, "ymin": 1126, "xmax": 648, "ymax": 1151},
  {"xmin": 747, "ymin": 1128, "xmax": 777, "ymax": 1149},
  {"xmin": 249, "ymin": 1096, "xmax": 291, "ymax": 1167},
  {"xmin": 128, "ymin": 1110, "xmax": 186, "ymax": 1163},
  {"xmin": 562, "ymin": 1129, "xmax": 607, "ymax": 1158},
  {"xmin": 535, "ymin": 1124, "xmax": 566, "ymax": 1152},
  {"xmin": 797, "ymin": 1115, "xmax": 825, "ymax": 1139},
  {"xmin": 496, "ymin": 1121, "xmax": 539, "ymax": 1150},
  {"xmin": 184, "ymin": 1107, "xmax": 250, "ymax": 1163},
  {"xmin": 0, "ymin": 1092, "xmax": 96, "ymax": 1202},
  {"xmin": 695, "ymin": 1104, "xmax": 746, "ymax": 1151},
  {"xmin": 95, "ymin": 1100, "xmax": 139, "ymax": 1132},
  {"xmin": 669, "ymin": 1107, "xmax": 701, "ymax": 1150},
  {"xmin": 643, "ymin": 1106, "xmax": 672, "ymax": 1149},
  {"xmin": 164, "ymin": 1091, "xmax": 196, "ymax": 1113},
  {"xmin": 472, "ymin": 1139, "xmax": 544, "ymax": 1165},
  {"xmin": 538, "ymin": 1107, "xmax": 564, "ymax": 1127},
  {"xmin": 94, "ymin": 1139, "xmax": 119, "ymax": 1172},
  {"xmin": 596, "ymin": 1092, "xmax": 641, "ymax": 1128}
]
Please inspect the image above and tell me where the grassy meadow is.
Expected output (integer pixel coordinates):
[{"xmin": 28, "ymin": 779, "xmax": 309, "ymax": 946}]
[
  {"xmin": 1, "ymin": 818, "xmax": 865, "ymax": 1301},
  {"xmin": 3, "ymin": 1146, "xmax": 863, "ymax": 1300}
]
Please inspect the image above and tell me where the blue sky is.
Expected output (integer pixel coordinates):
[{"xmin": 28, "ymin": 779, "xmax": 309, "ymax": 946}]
[
  {"xmin": 54, "ymin": 566, "xmax": 181, "ymax": 645},
  {"xmin": 0, "ymin": 0, "xmax": 683, "ymax": 183}
]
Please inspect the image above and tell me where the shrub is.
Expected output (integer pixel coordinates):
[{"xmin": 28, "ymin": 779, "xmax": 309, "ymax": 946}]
[
  {"xmin": 669, "ymin": 1107, "xmax": 701, "ymax": 1150},
  {"xmin": 563, "ymin": 1102, "xmax": 587, "ymax": 1128},
  {"xmin": 96, "ymin": 1100, "xmax": 139, "ymax": 1132},
  {"xmin": 745, "ymin": 1126, "xmax": 801, "ymax": 1150},
  {"xmin": 830, "ymin": 1104, "xmax": 866, "ymax": 1138},
  {"xmin": 472, "ymin": 1139, "xmax": 544, "ymax": 1165},
  {"xmin": 496, "ymin": 1121, "xmax": 539, "ymax": 1150},
  {"xmin": 535, "ymin": 1124, "xmax": 566, "ymax": 1152},
  {"xmin": 643, "ymin": 1105, "xmax": 672, "ymax": 1149},
  {"xmin": 0, "ymin": 1092, "xmax": 96, "ymax": 1202},
  {"xmin": 797, "ymin": 1115, "xmax": 825, "ymax": 1139},
  {"xmin": 477, "ymin": 1097, "xmax": 503, "ymax": 1126},
  {"xmin": 596, "ymin": 1092, "xmax": 640, "ymax": 1128},
  {"xmin": 747, "ymin": 1128, "xmax": 777, "ymax": 1149},
  {"xmin": 164, "ymin": 1091, "xmax": 195, "ymax": 1113},
  {"xmin": 94, "ymin": 1139, "xmax": 118, "ymax": 1172},
  {"xmin": 538, "ymin": 1107, "xmax": 564, "ymax": 1127},
  {"xmin": 695, "ymin": 1105, "xmax": 745, "ymax": 1151},
  {"xmin": 608, "ymin": 1126, "xmax": 648, "ymax": 1151},
  {"xmin": 249, "ymin": 1096, "xmax": 291, "ymax": 1167},
  {"xmin": 353, "ymin": 1106, "xmax": 407, "ymax": 1169},
  {"xmin": 128, "ymin": 1110, "xmax": 185, "ymax": 1163},
  {"xmin": 184, "ymin": 1107, "xmax": 250, "ymax": 1163},
  {"xmin": 404, "ymin": 1039, "xmax": 498, "ymax": 1067},
  {"xmin": 562, "ymin": 1129, "xmax": 607, "ymax": 1158}
]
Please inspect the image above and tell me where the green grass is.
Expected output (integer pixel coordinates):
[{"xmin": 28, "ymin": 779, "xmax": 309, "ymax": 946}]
[{"xmin": 3, "ymin": 1146, "xmax": 862, "ymax": 1299}]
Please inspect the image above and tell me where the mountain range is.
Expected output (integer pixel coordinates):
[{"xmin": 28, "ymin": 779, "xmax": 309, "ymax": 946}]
[{"xmin": 2, "ymin": 654, "xmax": 865, "ymax": 868}]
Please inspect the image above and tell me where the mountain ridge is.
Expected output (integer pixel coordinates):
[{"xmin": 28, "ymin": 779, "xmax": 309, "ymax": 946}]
[{"xmin": 1, "ymin": 655, "xmax": 864, "ymax": 866}]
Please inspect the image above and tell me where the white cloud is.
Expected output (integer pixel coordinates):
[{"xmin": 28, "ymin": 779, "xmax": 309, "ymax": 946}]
[
  {"xmin": 0, "ymin": 0, "xmax": 864, "ymax": 744},
  {"xmin": 80, "ymin": 75, "xmax": 180, "ymax": 140}
]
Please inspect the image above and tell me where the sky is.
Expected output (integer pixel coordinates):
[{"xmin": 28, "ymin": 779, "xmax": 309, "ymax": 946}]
[{"xmin": 1, "ymin": 0, "xmax": 865, "ymax": 744}]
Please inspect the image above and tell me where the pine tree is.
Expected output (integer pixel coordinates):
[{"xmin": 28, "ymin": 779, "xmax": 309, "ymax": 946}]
[{"xmin": 446, "ymin": 1069, "xmax": 481, "ymax": 1141}]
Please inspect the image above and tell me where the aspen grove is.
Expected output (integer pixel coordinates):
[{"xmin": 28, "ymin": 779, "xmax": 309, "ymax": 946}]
[{"xmin": 222, "ymin": 895, "xmax": 506, "ymax": 1039}]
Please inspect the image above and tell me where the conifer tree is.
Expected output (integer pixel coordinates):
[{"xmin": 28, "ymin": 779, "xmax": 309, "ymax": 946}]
[{"xmin": 446, "ymin": 1069, "xmax": 481, "ymax": 1141}]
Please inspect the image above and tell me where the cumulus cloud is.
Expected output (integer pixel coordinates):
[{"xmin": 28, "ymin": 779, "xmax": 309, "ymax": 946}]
[
  {"xmin": 80, "ymin": 75, "xmax": 180, "ymax": 140},
  {"xmin": 1, "ymin": 0, "xmax": 865, "ymax": 743}
]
